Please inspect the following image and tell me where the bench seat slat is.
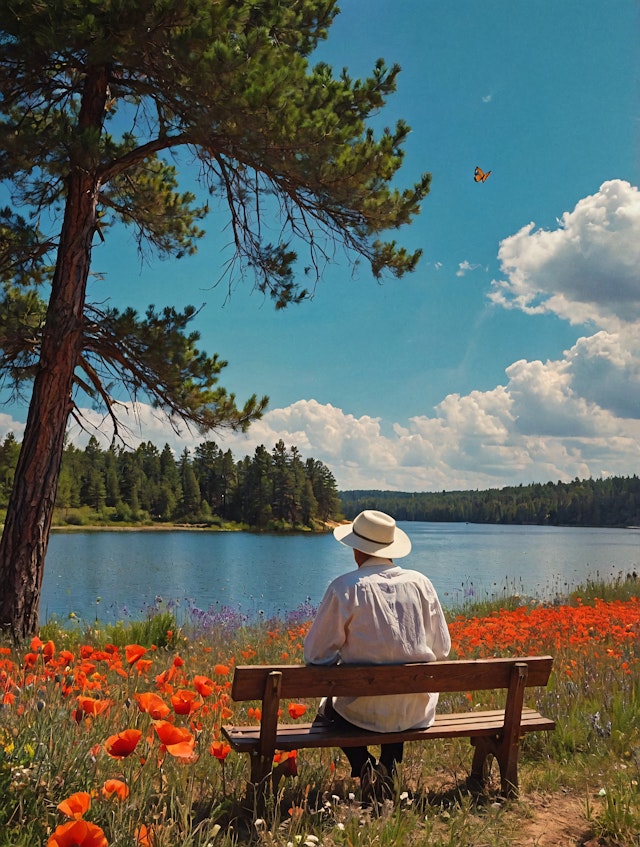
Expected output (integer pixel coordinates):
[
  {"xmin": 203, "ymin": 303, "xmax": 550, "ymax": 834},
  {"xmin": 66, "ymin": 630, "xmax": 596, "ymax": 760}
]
[{"xmin": 223, "ymin": 706, "xmax": 556, "ymax": 753}]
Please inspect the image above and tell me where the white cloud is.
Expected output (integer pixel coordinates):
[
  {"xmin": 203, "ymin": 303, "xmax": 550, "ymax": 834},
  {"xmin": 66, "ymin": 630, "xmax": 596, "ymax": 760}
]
[
  {"xmin": 489, "ymin": 180, "xmax": 640, "ymax": 330},
  {"xmin": 456, "ymin": 260, "xmax": 482, "ymax": 277},
  {"xmin": 2, "ymin": 182, "xmax": 639, "ymax": 495}
]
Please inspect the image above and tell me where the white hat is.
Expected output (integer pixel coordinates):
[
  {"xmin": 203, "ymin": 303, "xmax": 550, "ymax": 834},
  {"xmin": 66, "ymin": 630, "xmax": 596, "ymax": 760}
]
[{"xmin": 333, "ymin": 510, "xmax": 411, "ymax": 558}]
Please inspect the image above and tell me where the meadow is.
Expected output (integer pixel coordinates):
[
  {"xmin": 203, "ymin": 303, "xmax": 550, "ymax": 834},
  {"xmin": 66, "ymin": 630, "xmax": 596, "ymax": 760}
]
[{"xmin": 1, "ymin": 576, "xmax": 638, "ymax": 847}]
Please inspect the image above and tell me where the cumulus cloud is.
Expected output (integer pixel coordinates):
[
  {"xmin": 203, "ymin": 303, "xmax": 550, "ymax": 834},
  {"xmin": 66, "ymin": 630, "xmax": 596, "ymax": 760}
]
[
  {"xmin": 2, "ymin": 181, "xmax": 638, "ymax": 494},
  {"xmin": 18, "ymin": 384, "xmax": 629, "ymax": 493},
  {"xmin": 489, "ymin": 180, "xmax": 640, "ymax": 330}
]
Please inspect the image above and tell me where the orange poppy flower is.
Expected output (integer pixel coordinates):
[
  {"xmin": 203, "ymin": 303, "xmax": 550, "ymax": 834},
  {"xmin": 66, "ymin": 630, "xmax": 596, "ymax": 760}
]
[
  {"xmin": 214, "ymin": 663, "xmax": 229, "ymax": 676},
  {"xmin": 135, "ymin": 659, "xmax": 153, "ymax": 674},
  {"xmin": 193, "ymin": 675, "xmax": 215, "ymax": 697},
  {"xmin": 152, "ymin": 720, "xmax": 196, "ymax": 758},
  {"xmin": 288, "ymin": 703, "xmax": 307, "ymax": 719},
  {"xmin": 104, "ymin": 728, "xmax": 142, "ymax": 759},
  {"xmin": 77, "ymin": 696, "xmax": 112, "ymax": 718},
  {"xmin": 101, "ymin": 778, "xmax": 129, "ymax": 800},
  {"xmin": 209, "ymin": 740, "xmax": 231, "ymax": 761},
  {"xmin": 125, "ymin": 644, "xmax": 147, "ymax": 664},
  {"xmin": 57, "ymin": 791, "xmax": 91, "ymax": 820},
  {"xmin": 48, "ymin": 820, "xmax": 107, "ymax": 847},
  {"xmin": 171, "ymin": 689, "xmax": 203, "ymax": 715},
  {"xmin": 135, "ymin": 823, "xmax": 159, "ymax": 846},
  {"xmin": 135, "ymin": 692, "xmax": 170, "ymax": 720}
]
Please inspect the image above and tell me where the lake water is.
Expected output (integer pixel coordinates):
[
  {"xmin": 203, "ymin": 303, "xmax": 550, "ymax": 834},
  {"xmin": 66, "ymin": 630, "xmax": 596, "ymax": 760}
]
[{"xmin": 40, "ymin": 522, "xmax": 640, "ymax": 625}]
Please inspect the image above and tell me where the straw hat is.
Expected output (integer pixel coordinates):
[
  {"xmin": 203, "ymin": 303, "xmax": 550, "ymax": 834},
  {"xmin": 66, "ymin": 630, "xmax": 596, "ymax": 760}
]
[{"xmin": 333, "ymin": 510, "xmax": 411, "ymax": 558}]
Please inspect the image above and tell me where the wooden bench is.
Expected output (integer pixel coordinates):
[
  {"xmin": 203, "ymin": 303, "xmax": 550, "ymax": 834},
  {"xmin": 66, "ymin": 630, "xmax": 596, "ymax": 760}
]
[{"xmin": 222, "ymin": 656, "xmax": 555, "ymax": 800}]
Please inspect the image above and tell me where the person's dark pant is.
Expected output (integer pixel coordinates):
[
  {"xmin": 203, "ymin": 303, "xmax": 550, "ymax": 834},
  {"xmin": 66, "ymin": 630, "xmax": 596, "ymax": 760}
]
[
  {"xmin": 342, "ymin": 741, "xmax": 404, "ymax": 778},
  {"xmin": 317, "ymin": 699, "xmax": 404, "ymax": 778}
]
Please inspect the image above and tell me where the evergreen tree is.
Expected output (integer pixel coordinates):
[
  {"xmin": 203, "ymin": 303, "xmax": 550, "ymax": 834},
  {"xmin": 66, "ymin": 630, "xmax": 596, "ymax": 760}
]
[
  {"xmin": 0, "ymin": 433, "xmax": 19, "ymax": 507},
  {"xmin": 178, "ymin": 449, "xmax": 201, "ymax": 518},
  {"xmin": 0, "ymin": 0, "xmax": 429, "ymax": 637}
]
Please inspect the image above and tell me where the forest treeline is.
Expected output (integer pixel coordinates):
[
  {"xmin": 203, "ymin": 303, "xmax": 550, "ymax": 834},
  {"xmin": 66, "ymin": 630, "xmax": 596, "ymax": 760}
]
[
  {"xmin": 0, "ymin": 434, "xmax": 341, "ymax": 530},
  {"xmin": 340, "ymin": 475, "xmax": 640, "ymax": 528}
]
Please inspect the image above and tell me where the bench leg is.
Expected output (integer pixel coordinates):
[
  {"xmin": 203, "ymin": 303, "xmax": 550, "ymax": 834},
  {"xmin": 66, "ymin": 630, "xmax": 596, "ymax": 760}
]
[{"xmin": 470, "ymin": 735, "xmax": 519, "ymax": 799}]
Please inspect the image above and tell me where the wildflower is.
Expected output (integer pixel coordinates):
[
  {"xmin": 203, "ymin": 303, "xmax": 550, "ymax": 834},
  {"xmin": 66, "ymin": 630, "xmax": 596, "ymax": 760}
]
[
  {"xmin": 57, "ymin": 791, "xmax": 91, "ymax": 820},
  {"xmin": 288, "ymin": 703, "xmax": 307, "ymax": 719},
  {"xmin": 135, "ymin": 823, "xmax": 159, "ymax": 846},
  {"xmin": 214, "ymin": 663, "xmax": 230, "ymax": 676},
  {"xmin": 125, "ymin": 644, "xmax": 147, "ymax": 664},
  {"xmin": 171, "ymin": 688, "xmax": 203, "ymax": 715},
  {"xmin": 48, "ymin": 820, "xmax": 107, "ymax": 847},
  {"xmin": 153, "ymin": 720, "xmax": 196, "ymax": 758},
  {"xmin": 209, "ymin": 740, "xmax": 232, "ymax": 761},
  {"xmin": 135, "ymin": 692, "xmax": 170, "ymax": 719},
  {"xmin": 193, "ymin": 675, "xmax": 215, "ymax": 697},
  {"xmin": 77, "ymin": 696, "xmax": 112, "ymax": 718},
  {"xmin": 104, "ymin": 728, "xmax": 142, "ymax": 759},
  {"xmin": 101, "ymin": 778, "xmax": 129, "ymax": 800}
]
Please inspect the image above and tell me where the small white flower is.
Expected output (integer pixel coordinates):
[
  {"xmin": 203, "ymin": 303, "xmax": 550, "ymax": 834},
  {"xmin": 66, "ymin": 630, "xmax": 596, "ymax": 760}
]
[
  {"xmin": 399, "ymin": 791, "xmax": 409, "ymax": 801},
  {"xmin": 254, "ymin": 818, "xmax": 265, "ymax": 829},
  {"xmin": 304, "ymin": 837, "xmax": 319, "ymax": 844},
  {"xmin": 598, "ymin": 788, "xmax": 607, "ymax": 796},
  {"xmin": 348, "ymin": 792, "xmax": 355, "ymax": 801},
  {"xmin": 335, "ymin": 822, "xmax": 345, "ymax": 831}
]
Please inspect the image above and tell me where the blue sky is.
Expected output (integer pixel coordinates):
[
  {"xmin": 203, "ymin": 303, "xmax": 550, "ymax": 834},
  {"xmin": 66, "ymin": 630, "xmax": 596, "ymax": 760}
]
[{"xmin": 2, "ymin": 0, "xmax": 640, "ymax": 491}]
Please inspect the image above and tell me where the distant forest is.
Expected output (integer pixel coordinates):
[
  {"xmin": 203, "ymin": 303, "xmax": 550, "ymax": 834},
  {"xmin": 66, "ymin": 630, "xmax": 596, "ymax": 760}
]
[
  {"xmin": 0, "ymin": 434, "xmax": 342, "ymax": 530},
  {"xmin": 340, "ymin": 476, "xmax": 640, "ymax": 528},
  {"xmin": 1, "ymin": 429, "xmax": 637, "ymax": 530}
]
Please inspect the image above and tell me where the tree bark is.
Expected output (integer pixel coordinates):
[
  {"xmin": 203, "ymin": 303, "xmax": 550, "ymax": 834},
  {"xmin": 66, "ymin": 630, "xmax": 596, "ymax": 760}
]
[{"xmin": 0, "ymin": 65, "xmax": 109, "ymax": 640}]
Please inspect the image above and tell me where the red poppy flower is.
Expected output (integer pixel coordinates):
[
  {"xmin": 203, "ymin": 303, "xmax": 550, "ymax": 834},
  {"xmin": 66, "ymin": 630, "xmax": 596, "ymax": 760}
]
[
  {"xmin": 214, "ymin": 663, "xmax": 229, "ymax": 676},
  {"xmin": 135, "ymin": 823, "xmax": 159, "ymax": 846},
  {"xmin": 171, "ymin": 689, "xmax": 203, "ymax": 715},
  {"xmin": 77, "ymin": 696, "xmax": 112, "ymax": 718},
  {"xmin": 104, "ymin": 728, "xmax": 142, "ymax": 759},
  {"xmin": 101, "ymin": 778, "xmax": 129, "ymax": 800},
  {"xmin": 288, "ymin": 703, "xmax": 307, "ymax": 719},
  {"xmin": 48, "ymin": 820, "xmax": 107, "ymax": 847},
  {"xmin": 209, "ymin": 740, "xmax": 231, "ymax": 761},
  {"xmin": 125, "ymin": 644, "xmax": 147, "ymax": 664},
  {"xmin": 193, "ymin": 675, "xmax": 215, "ymax": 697},
  {"xmin": 135, "ymin": 692, "xmax": 170, "ymax": 719},
  {"xmin": 57, "ymin": 791, "xmax": 91, "ymax": 820},
  {"xmin": 152, "ymin": 720, "xmax": 196, "ymax": 758}
]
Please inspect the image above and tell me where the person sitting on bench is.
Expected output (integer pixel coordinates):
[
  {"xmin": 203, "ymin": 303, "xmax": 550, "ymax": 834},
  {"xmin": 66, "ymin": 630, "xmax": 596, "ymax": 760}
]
[{"xmin": 304, "ymin": 509, "xmax": 451, "ymax": 793}]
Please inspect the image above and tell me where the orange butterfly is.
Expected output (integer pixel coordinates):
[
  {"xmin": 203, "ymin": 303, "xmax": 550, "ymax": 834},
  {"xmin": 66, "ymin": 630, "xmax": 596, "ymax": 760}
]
[{"xmin": 474, "ymin": 166, "xmax": 491, "ymax": 183}]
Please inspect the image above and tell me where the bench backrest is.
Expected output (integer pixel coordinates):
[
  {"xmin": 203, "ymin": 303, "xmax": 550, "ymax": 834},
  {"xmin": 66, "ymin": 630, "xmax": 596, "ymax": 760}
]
[{"xmin": 230, "ymin": 656, "xmax": 553, "ymax": 702}]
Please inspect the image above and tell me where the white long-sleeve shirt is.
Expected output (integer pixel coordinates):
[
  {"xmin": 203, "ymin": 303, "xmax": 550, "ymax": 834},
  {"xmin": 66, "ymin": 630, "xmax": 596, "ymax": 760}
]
[{"xmin": 304, "ymin": 555, "xmax": 451, "ymax": 732}]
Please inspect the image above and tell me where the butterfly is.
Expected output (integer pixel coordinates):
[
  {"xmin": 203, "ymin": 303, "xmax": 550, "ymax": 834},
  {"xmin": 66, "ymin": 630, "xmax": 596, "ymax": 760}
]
[{"xmin": 474, "ymin": 166, "xmax": 491, "ymax": 183}]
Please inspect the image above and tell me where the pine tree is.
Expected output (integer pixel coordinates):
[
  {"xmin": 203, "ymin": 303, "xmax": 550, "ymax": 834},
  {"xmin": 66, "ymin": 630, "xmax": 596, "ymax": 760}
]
[{"xmin": 0, "ymin": 0, "xmax": 430, "ymax": 637}]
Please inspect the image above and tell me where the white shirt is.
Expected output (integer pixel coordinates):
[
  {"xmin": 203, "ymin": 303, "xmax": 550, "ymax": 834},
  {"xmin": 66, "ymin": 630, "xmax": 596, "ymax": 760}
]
[{"xmin": 304, "ymin": 556, "xmax": 451, "ymax": 732}]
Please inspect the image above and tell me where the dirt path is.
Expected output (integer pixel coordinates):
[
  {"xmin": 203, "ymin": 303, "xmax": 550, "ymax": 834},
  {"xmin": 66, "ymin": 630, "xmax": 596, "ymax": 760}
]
[{"xmin": 511, "ymin": 791, "xmax": 606, "ymax": 847}]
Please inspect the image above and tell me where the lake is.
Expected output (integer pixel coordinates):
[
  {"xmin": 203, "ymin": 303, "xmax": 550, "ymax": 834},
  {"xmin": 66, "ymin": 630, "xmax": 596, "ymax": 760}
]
[{"xmin": 40, "ymin": 522, "xmax": 640, "ymax": 625}]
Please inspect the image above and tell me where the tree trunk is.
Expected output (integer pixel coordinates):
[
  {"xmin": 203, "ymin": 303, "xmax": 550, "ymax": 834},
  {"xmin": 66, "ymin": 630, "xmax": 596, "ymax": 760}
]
[{"xmin": 0, "ymin": 66, "xmax": 109, "ymax": 640}]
